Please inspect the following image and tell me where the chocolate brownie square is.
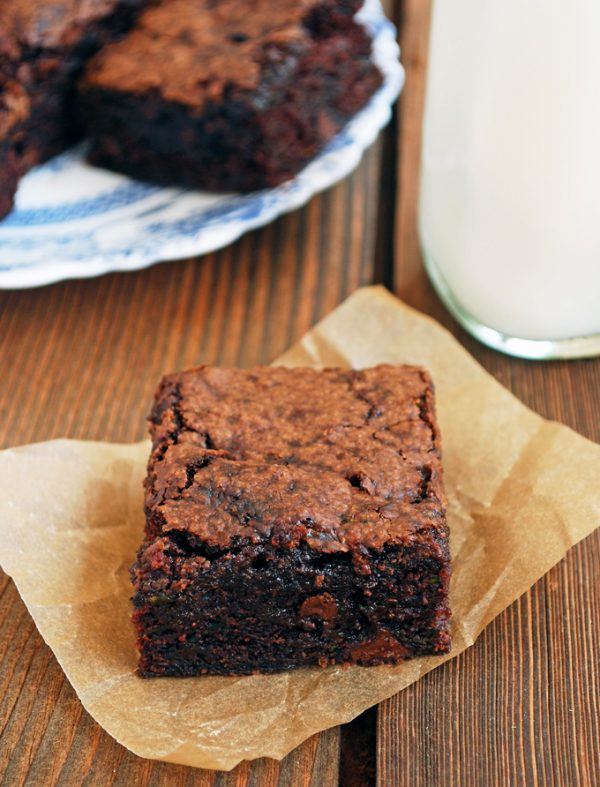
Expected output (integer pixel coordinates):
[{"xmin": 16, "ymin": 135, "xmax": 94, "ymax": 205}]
[
  {"xmin": 78, "ymin": 0, "xmax": 383, "ymax": 192},
  {"xmin": 132, "ymin": 365, "xmax": 451, "ymax": 676}
]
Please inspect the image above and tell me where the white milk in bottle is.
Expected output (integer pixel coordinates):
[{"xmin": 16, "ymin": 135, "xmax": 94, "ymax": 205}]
[{"xmin": 419, "ymin": 0, "xmax": 600, "ymax": 357}]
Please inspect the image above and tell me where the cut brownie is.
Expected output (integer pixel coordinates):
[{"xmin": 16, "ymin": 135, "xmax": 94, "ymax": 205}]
[
  {"xmin": 78, "ymin": 0, "xmax": 383, "ymax": 192},
  {"xmin": 132, "ymin": 365, "xmax": 451, "ymax": 677},
  {"xmin": 0, "ymin": 0, "xmax": 145, "ymax": 211}
]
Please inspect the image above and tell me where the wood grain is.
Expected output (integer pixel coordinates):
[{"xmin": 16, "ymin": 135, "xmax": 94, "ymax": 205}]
[
  {"xmin": 377, "ymin": 2, "xmax": 600, "ymax": 785},
  {"xmin": 0, "ymin": 142, "xmax": 383, "ymax": 787}
]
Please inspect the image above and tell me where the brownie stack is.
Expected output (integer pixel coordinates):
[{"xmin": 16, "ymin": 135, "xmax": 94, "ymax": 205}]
[
  {"xmin": 132, "ymin": 365, "xmax": 451, "ymax": 677},
  {"xmin": 0, "ymin": 0, "xmax": 383, "ymax": 220}
]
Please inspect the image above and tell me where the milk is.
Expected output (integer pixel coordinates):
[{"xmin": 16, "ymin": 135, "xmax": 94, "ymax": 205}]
[{"xmin": 419, "ymin": 0, "xmax": 600, "ymax": 342}]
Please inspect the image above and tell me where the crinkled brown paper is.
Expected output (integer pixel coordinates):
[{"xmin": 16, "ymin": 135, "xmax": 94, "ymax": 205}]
[{"xmin": 0, "ymin": 286, "xmax": 598, "ymax": 770}]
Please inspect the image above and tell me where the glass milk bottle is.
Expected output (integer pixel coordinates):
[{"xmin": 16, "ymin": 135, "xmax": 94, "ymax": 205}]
[{"xmin": 419, "ymin": 0, "xmax": 600, "ymax": 359}]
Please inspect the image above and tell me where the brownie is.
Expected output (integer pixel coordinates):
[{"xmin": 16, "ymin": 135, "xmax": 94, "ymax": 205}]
[
  {"xmin": 78, "ymin": 0, "xmax": 383, "ymax": 192},
  {"xmin": 132, "ymin": 365, "xmax": 451, "ymax": 677},
  {"xmin": 0, "ymin": 0, "xmax": 144, "ymax": 210}
]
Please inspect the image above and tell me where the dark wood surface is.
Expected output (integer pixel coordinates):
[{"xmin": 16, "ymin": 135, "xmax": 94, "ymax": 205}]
[{"xmin": 0, "ymin": 1, "xmax": 598, "ymax": 784}]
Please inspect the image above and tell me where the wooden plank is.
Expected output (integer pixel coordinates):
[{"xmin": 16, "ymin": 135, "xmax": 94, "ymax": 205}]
[
  {"xmin": 0, "ymin": 141, "xmax": 383, "ymax": 786},
  {"xmin": 377, "ymin": 2, "xmax": 600, "ymax": 784}
]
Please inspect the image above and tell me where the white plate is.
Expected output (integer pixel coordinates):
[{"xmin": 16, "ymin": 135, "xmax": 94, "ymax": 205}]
[{"xmin": 0, "ymin": 0, "xmax": 403, "ymax": 288}]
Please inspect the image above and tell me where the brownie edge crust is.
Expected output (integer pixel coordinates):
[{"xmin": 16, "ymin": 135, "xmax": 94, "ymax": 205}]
[{"xmin": 132, "ymin": 365, "xmax": 451, "ymax": 677}]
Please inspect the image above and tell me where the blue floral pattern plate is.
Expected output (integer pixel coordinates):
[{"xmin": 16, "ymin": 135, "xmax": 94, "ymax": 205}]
[{"xmin": 0, "ymin": 0, "xmax": 403, "ymax": 288}]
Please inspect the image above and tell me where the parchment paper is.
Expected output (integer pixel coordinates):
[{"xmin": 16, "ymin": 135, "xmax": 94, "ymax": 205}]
[{"xmin": 0, "ymin": 286, "xmax": 598, "ymax": 771}]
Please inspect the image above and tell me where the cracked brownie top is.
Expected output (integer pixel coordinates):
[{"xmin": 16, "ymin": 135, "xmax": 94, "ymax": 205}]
[
  {"xmin": 80, "ymin": 0, "xmax": 365, "ymax": 109},
  {"xmin": 144, "ymin": 365, "xmax": 446, "ymax": 554}
]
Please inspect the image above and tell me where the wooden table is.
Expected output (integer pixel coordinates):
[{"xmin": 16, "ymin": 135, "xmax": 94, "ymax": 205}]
[{"xmin": 0, "ymin": 2, "xmax": 598, "ymax": 784}]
